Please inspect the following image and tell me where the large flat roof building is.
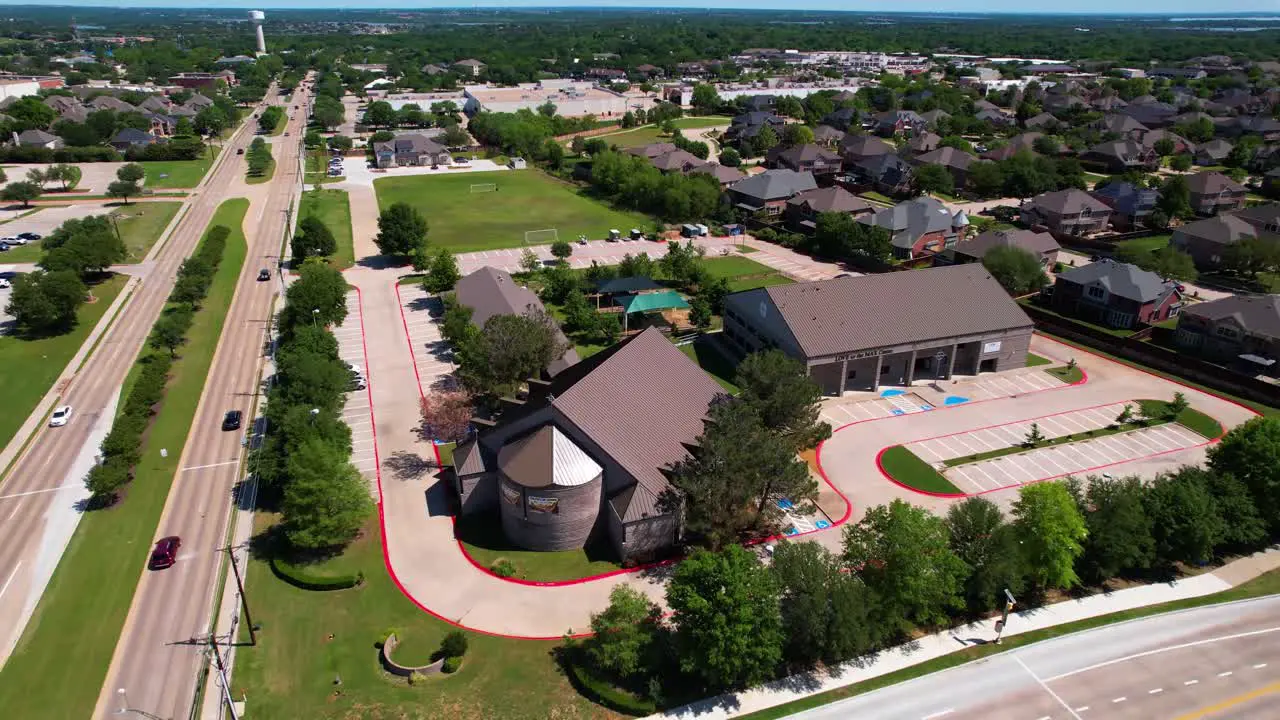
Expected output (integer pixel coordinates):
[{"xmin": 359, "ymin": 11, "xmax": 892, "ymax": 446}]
[
  {"xmin": 722, "ymin": 265, "xmax": 1034, "ymax": 394},
  {"xmin": 463, "ymin": 80, "xmax": 643, "ymax": 119}
]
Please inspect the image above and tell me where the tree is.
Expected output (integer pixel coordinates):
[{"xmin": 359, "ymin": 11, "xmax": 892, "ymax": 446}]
[
  {"xmin": 311, "ymin": 96, "xmax": 344, "ymax": 130},
  {"xmin": 117, "ymin": 163, "xmax": 146, "ymax": 184},
  {"xmin": 945, "ymin": 497, "xmax": 1026, "ymax": 613},
  {"xmin": 374, "ymin": 202, "xmax": 429, "ymax": 259},
  {"xmin": 424, "ymin": 248, "xmax": 461, "ymax": 293},
  {"xmin": 549, "ymin": 240, "xmax": 573, "ymax": 262},
  {"xmin": 561, "ymin": 287, "xmax": 598, "ymax": 334},
  {"xmin": 982, "ymin": 245, "xmax": 1048, "ymax": 296},
  {"xmin": 148, "ymin": 305, "xmax": 194, "ymax": 357},
  {"xmin": 688, "ymin": 295, "xmax": 713, "ymax": 329},
  {"xmin": 282, "ymin": 259, "xmax": 349, "ymax": 330},
  {"xmin": 734, "ymin": 349, "xmax": 831, "ymax": 453},
  {"xmin": 193, "ymin": 105, "xmax": 228, "ymax": 137},
  {"xmin": 327, "ymin": 134, "xmax": 354, "ymax": 152},
  {"xmin": 1024, "ymin": 422, "xmax": 1046, "ymax": 446},
  {"xmin": 419, "ymin": 389, "xmax": 474, "ymax": 444},
  {"xmin": 364, "ymin": 100, "xmax": 397, "ymax": 128},
  {"xmin": 257, "ymin": 106, "xmax": 284, "ymax": 134},
  {"xmin": 1144, "ymin": 467, "xmax": 1224, "ymax": 566},
  {"xmin": 584, "ymin": 586, "xmax": 663, "ymax": 680},
  {"xmin": 106, "ymin": 180, "xmax": 141, "ymax": 205},
  {"xmin": 753, "ymin": 123, "xmax": 779, "ymax": 156},
  {"xmin": 842, "ymin": 499, "xmax": 968, "ymax": 632},
  {"xmin": 691, "ymin": 83, "xmax": 721, "ymax": 114},
  {"xmin": 1012, "ymin": 481, "xmax": 1087, "ymax": 590},
  {"xmin": 441, "ymin": 125, "xmax": 471, "ymax": 148},
  {"xmin": 1077, "ymin": 476, "xmax": 1154, "ymax": 583},
  {"xmin": 1143, "ymin": 247, "xmax": 1199, "ymax": 282},
  {"xmin": 1208, "ymin": 416, "xmax": 1280, "ymax": 533},
  {"xmin": 1152, "ymin": 138, "xmax": 1176, "ymax": 157},
  {"xmin": 39, "ymin": 215, "xmax": 127, "ymax": 278},
  {"xmin": 968, "ymin": 160, "xmax": 1005, "ymax": 198},
  {"xmin": 1222, "ymin": 236, "xmax": 1280, "ymax": 279},
  {"xmin": 1169, "ymin": 153, "xmax": 1194, "ymax": 172},
  {"xmin": 292, "ymin": 215, "xmax": 338, "ymax": 262},
  {"xmin": 914, "ymin": 163, "xmax": 955, "ymax": 196},
  {"xmin": 771, "ymin": 541, "xmax": 880, "ymax": 666},
  {"xmin": 456, "ymin": 310, "xmax": 567, "ymax": 399},
  {"xmin": 718, "ymin": 147, "xmax": 742, "ymax": 167},
  {"xmin": 2, "ymin": 181, "xmax": 42, "ymax": 207},
  {"xmin": 617, "ymin": 252, "xmax": 655, "ymax": 278},
  {"xmin": 781, "ymin": 124, "xmax": 815, "ymax": 147},
  {"xmin": 281, "ymin": 436, "xmax": 374, "ymax": 551},
  {"xmin": 5, "ymin": 270, "xmax": 85, "ymax": 336},
  {"xmin": 667, "ymin": 546, "xmax": 783, "ymax": 691}
]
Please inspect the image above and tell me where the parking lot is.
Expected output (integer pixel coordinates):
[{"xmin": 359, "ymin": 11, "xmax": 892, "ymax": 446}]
[
  {"xmin": 946, "ymin": 368, "xmax": 1066, "ymax": 402},
  {"xmin": 396, "ymin": 283, "xmax": 457, "ymax": 394},
  {"xmin": 0, "ymin": 205, "xmax": 105, "ymax": 245},
  {"xmin": 334, "ymin": 289, "xmax": 379, "ymax": 497},
  {"xmin": 821, "ymin": 391, "xmax": 935, "ymax": 426},
  {"xmin": 0, "ymin": 162, "xmax": 127, "ymax": 194}
]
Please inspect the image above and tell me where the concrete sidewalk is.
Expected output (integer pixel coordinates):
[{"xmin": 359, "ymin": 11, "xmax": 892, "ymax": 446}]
[{"xmin": 658, "ymin": 547, "xmax": 1280, "ymax": 720}]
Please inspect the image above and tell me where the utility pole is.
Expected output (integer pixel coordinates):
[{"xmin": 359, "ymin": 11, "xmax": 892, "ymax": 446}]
[
  {"xmin": 994, "ymin": 588, "xmax": 1016, "ymax": 644},
  {"xmin": 225, "ymin": 544, "xmax": 257, "ymax": 645},
  {"xmin": 208, "ymin": 633, "xmax": 241, "ymax": 720}
]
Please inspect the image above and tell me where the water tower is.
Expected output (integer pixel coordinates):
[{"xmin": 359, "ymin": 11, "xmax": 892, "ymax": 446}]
[{"xmin": 249, "ymin": 10, "xmax": 266, "ymax": 55}]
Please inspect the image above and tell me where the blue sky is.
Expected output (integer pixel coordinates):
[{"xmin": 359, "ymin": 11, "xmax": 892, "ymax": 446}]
[{"xmin": 3, "ymin": 1, "xmax": 1278, "ymax": 15}]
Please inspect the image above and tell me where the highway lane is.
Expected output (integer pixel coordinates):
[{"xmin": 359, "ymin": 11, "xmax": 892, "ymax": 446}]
[
  {"xmin": 789, "ymin": 594, "xmax": 1280, "ymax": 720},
  {"xmin": 0, "ymin": 103, "xmax": 269, "ymax": 668},
  {"xmin": 93, "ymin": 82, "xmax": 311, "ymax": 720}
]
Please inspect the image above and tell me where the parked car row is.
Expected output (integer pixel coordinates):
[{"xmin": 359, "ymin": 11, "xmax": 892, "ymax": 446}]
[
  {"xmin": 328, "ymin": 152, "xmax": 344, "ymax": 177},
  {"xmin": 0, "ymin": 232, "xmax": 41, "ymax": 251}
]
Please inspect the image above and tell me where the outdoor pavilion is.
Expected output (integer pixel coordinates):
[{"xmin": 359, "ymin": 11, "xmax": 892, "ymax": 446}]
[{"xmin": 615, "ymin": 290, "xmax": 690, "ymax": 332}]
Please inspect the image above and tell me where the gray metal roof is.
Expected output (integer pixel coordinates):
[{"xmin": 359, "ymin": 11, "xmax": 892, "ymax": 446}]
[
  {"xmin": 749, "ymin": 264, "xmax": 1034, "ymax": 359},
  {"xmin": 1055, "ymin": 259, "xmax": 1172, "ymax": 303},
  {"xmin": 497, "ymin": 425, "xmax": 601, "ymax": 489}
]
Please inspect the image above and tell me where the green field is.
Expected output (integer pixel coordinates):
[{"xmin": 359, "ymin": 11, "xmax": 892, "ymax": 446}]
[
  {"xmin": 374, "ymin": 169, "xmax": 650, "ymax": 253},
  {"xmin": 878, "ymin": 445, "xmax": 962, "ymax": 495},
  {"xmin": 0, "ymin": 274, "xmax": 128, "ymax": 451},
  {"xmin": 298, "ymin": 189, "xmax": 354, "ymax": 269},
  {"xmin": 0, "ymin": 202, "xmax": 182, "ymax": 263},
  {"xmin": 700, "ymin": 255, "xmax": 792, "ymax": 292},
  {"xmin": 1115, "ymin": 233, "xmax": 1172, "ymax": 256},
  {"xmin": 233, "ymin": 517, "xmax": 611, "ymax": 720},
  {"xmin": 0, "ymin": 199, "xmax": 248, "ymax": 719},
  {"xmin": 595, "ymin": 116, "xmax": 734, "ymax": 149},
  {"xmin": 142, "ymin": 146, "xmax": 221, "ymax": 189}
]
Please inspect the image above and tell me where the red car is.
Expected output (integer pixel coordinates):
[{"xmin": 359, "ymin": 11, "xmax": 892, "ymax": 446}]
[{"xmin": 149, "ymin": 536, "xmax": 181, "ymax": 570}]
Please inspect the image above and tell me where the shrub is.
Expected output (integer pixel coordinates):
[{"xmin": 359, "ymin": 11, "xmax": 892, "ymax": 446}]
[
  {"xmin": 269, "ymin": 557, "xmax": 364, "ymax": 590},
  {"xmin": 441, "ymin": 655, "xmax": 461, "ymax": 674},
  {"xmin": 490, "ymin": 559, "xmax": 517, "ymax": 577},
  {"xmin": 440, "ymin": 630, "xmax": 468, "ymax": 658}
]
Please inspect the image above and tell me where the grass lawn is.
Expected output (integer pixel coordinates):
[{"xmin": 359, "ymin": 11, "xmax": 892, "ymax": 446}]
[
  {"xmin": 1114, "ymin": 233, "xmax": 1172, "ymax": 256},
  {"xmin": 1046, "ymin": 364, "xmax": 1084, "ymax": 383},
  {"xmin": 455, "ymin": 513, "xmax": 623, "ymax": 582},
  {"xmin": 0, "ymin": 274, "xmax": 127, "ymax": 451},
  {"xmin": 1025, "ymin": 353, "xmax": 1052, "ymax": 367},
  {"xmin": 677, "ymin": 336, "xmax": 740, "ymax": 393},
  {"xmin": 596, "ymin": 116, "xmax": 732, "ymax": 149},
  {"xmin": 858, "ymin": 191, "xmax": 895, "ymax": 205},
  {"xmin": 739, "ymin": 567, "xmax": 1280, "ymax": 719},
  {"xmin": 700, "ymin": 255, "xmax": 793, "ymax": 292},
  {"xmin": 246, "ymin": 153, "xmax": 276, "ymax": 185},
  {"xmin": 304, "ymin": 149, "xmax": 344, "ymax": 185},
  {"xmin": 298, "ymin": 189, "xmax": 354, "ymax": 269},
  {"xmin": 0, "ymin": 199, "xmax": 247, "ymax": 719},
  {"xmin": 143, "ymin": 146, "xmax": 221, "ymax": 189},
  {"xmin": 1136, "ymin": 398, "xmax": 1223, "ymax": 439},
  {"xmin": 1039, "ymin": 332, "xmax": 1279, "ymax": 417},
  {"xmin": 233, "ymin": 517, "xmax": 612, "ymax": 720},
  {"xmin": 878, "ymin": 445, "xmax": 962, "ymax": 495},
  {"xmin": 374, "ymin": 169, "xmax": 650, "ymax": 253}
]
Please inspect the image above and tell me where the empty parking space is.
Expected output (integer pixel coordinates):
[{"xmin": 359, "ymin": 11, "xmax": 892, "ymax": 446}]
[
  {"xmin": 334, "ymin": 289, "xmax": 378, "ymax": 498},
  {"xmin": 820, "ymin": 392, "xmax": 935, "ymax": 426},
  {"xmin": 909, "ymin": 402, "xmax": 1131, "ymax": 463},
  {"xmin": 939, "ymin": 422, "xmax": 1206, "ymax": 494},
  {"xmin": 956, "ymin": 369, "xmax": 1065, "ymax": 402},
  {"xmin": 397, "ymin": 283, "xmax": 457, "ymax": 394}
]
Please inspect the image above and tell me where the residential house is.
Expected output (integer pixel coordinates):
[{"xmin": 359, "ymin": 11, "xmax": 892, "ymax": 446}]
[
  {"xmin": 145, "ymin": 113, "xmax": 177, "ymax": 137},
  {"xmin": 726, "ymin": 111, "xmax": 786, "ymax": 145},
  {"xmin": 1094, "ymin": 113, "xmax": 1150, "ymax": 141},
  {"xmin": 1044, "ymin": 93, "xmax": 1088, "ymax": 113},
  {"xmin": 1174, "ymin": 295, "xmax": 1280, "ymax": 376},
  {"xmin": 626, "ymin": 142, "xmax": 678, "ymax": 160},
  {"xmin": 976, "ymin": 107, "xmax": 1013, "ymax": 127},
  {"xmin": 1265, "ymin": 167, "xmax": 1280, "ymax": 198},
  {"xmin": 453, "ymin": 59, "xmax": 487, "ymax": 77},
  {"xmin": 982, "ymin": 132, "xmax": 1045, "ymax": 162},
  {"xmin": 1225, "ymin": 115, "xmax": 1280, "ymax": 141},
  {"xmin": 1092, "ymin": 95, "xmax": 1129, "ymax": 113},
  {"xmin": 16, "ymin": 129, "xmax": 62, "ymax": 149},
  {"xmin": 1170, "ymin": 214, "xmax": 1274, "ymax": 268},
  {"xmin": 839, "ymin": 134, "xmax": 895, "ymax": 164},
  {"xmin": 57, "ymin": 103, "xmax": 89, "ymax": 124},
  {"xmin": 785, "ymin": 186, "xmax": 874, "ymax": 233},
  {"xmin": 907, "ymin": 131, "xmax": 941, "ymax": 154},
  {"xmin": 371, "ymin": 133, "xmax": 452, "ymax": 168},
  {"xmin": 849, "ymin": 153, "xmax": 915, "ymax": 197},
  {"xmin": 43, "ymin": 95, "xmax": 82, "ymax": 116},
  {"xmin": 727, "ymin": 169, "xmax": 818, "ymax": 217},
  {"xmin": 919, "ymin": 109, "xmax": 951, "ymax": 129},
  {"xmin": 687, "ymin": 163, "xmax": 745, "ymax": 188},
  {"xmin": 454, "ymin": 267, "xmax": 579, "ymax": 376},
  {"xmin": 1021, "ymin": 189, "xmax": 1112, "ymax": 237},
  {"xmin": 944, "ymin": 228, "xmax": 1060, "ymax": 268},
  {"xmin": 184, "ymin": 93, "xmax": 215, "ymax": 111},
  {"xmin": 649, "ymin": 149, "xmax": 705, "ymax": 174},
  {"xmin": 1187, "ymin": 171, "xmax": 1247, "ymax": 216},
  {"xmin": 858, "ymin": 196, "xmax": 967, "ymax": 260},
  {"xmin": 109, "ymin": 127, "xmax": 158, "ymax": 151},
  {"xmin": 1140, "ymin": 128, "xmax": 1194, "ymax": 156},
  {"xmin": 872, "ymin": 109, "xmax": 927, "ymax": 137},
  {"xmin": 633, "ymin": 64, "xmax": 663, "ymax": 78},
  {"xmin": 87, "ymin": 95, "xmax": 135, "ymax": 113},
  {"xmin": 421, "ymin": 63, "xmax": 449, "ymax": 76},
  {"xmin": 1024, "ymin": 112, "xmax": 1060, "ymax": 131},
  {"xmin": 812, "ymin": 124, "xmax": 845, "ymax": 147},
  {"xmin": 1081, "ymin": 139, "xmax": 1159, "ymax": 174},
  {"xmin": 1090, "ymin": 181, "xmax": 1160, "ymax": 231},
  {"xmin": 138, "ymin": 95, "xmax": 173, "ymax": 114},
  {"xmin": 1122, "ymin": 103, "xmax": 1178, "ymax": 129},
  {"xmin": 911, "ymin": 146, "xmax": 977, "ymax": 189},
  {"xmin": 767, "ymin": 143, "xmax": 842, "ymax": 183},
  {"xmin": 1151, "ymin": 67, "xmax": 1208, "ymax": 80},
  {"xmin": 821, "ymin": 107, "xmax": 868, "ymax": 132},
  {"xmin": 1194, "ymin": 139, "xmax": 1234, "ymax": 166},
  {"xmin": 1051, "ymin": 259, "xmax": 1182, "ymax": 329}
]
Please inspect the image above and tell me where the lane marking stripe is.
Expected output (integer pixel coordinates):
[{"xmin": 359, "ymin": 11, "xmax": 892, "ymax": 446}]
[{"xmin": 1043, "ymin": 626, "xmax": 1280, "ymax": 682}]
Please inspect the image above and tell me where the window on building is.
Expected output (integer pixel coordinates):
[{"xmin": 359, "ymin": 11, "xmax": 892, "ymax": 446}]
[
  {"xmin": 1216, "ymin": 325, "xmax": 1240, "ymax": 339},
  {"xmin": 1087, "ymin": 286, "xmax": 1104, "ymax": 299}
]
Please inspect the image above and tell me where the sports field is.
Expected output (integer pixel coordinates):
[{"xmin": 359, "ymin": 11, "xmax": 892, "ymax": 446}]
[{"xmin": 373, "ymin": 169, "xmax": 649, "ymax": 253}]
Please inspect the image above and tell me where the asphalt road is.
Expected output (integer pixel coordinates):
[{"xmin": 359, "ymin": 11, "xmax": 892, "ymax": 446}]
[
  {"xmin": 0, "ymin": 100, "xmax": 269, "ymax": 668},
  {"xmin": 92, "ymin": 83, "xmax": 311, "ymax": 719},
  {"xmin": 790, "ymin": 595, "xmax": 1280, "ymax": 720}
]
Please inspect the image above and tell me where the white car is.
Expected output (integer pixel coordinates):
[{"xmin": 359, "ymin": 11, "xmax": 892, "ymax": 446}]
[
  {"xmin": 0, "ymin": 278, "xmax": 10, "ymax": 289},
  {"xmin": 49, "ymin": 406, "xmax": 73, "ymax": 427},
  {"xmin": 0, "ymin": 236, "xmax": 22, "ymax": 246}
]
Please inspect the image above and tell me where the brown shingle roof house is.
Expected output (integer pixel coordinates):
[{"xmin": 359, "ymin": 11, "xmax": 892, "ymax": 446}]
[
  {"xmin": 1021, "ymin": 189, "xmax": 1112, "ymax": 237},
  {"xmin": 453, "ymin": 267, "xmax": 580, "ymax": 377},
  {"xmin": 786, "ymin": 186, "xmax": 873, "ymax": 232},
  {"xmin": 945, "ymin": 228, "xmax": 1061, "ymax": 267},
  {"xmin": 721, "ymin": 264, "xmax": 1034, "ymax": 394},
  {"xmin": 450, "ymin": 327, "xmax": 725, "ymax": 561},
  {"xmin": 1186, "ymin": 171, "xmax": 1247, "ymax": 216},
  {"xmin": 1175, "ymin": 295, "xmax": 1280, "ymax": 375}
]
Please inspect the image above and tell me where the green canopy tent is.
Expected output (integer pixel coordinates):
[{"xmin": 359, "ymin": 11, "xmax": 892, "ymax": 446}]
[{"xmin": 615, "ymin": 290, "xmax": 690, "ymax": 332}]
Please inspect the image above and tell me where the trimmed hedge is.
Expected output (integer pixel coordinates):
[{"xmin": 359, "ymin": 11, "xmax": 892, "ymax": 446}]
[
  {"xmin": 269, "ymin": 557, "xmax": 364, "ymax": 591},
  {"xmin": 564, "ymin": 658, "xmax": 657, "ymax": 717},
  {"xmin": 0, "ymin": 145, "xmax": 120, "ymax": 163}
]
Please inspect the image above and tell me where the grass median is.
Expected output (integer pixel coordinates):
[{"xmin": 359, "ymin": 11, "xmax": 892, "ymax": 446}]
[
  {"xmin": 0, "ymin": 274, "xmax": 128, "ymax": 453},
  {"xmin": 247, "ymin": 154, "xmax": 276, "ymax": 186},
  {"xmin": 0, "ymin": 199, "xmax": 248, "ymax": 719},
  {"xmin": 738, "ymin": 566, "xmax": 1280, "ymax": 719},
  {"xmin": 298, "ymin": 188, "xmax": 354, "ymax": 270},
  {"xmin": 879, "ymin": 445, "xmax": 961, "ymax": 495}
]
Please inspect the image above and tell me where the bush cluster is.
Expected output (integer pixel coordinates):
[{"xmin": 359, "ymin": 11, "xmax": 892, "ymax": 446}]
[
  {"xmin": 269, "ymin": 557, "xmax": 363, "ymax": 591},
  {"xmin": 246, "ymin": 137, "xmax": 272, "ymax": 178},
  {"xmin": 85, "ymin": 225, "xmax": 231, "ymax": 503},
  {"xmin": 0, "ymin": 145, "xmax": 121, "ymax": 163}
]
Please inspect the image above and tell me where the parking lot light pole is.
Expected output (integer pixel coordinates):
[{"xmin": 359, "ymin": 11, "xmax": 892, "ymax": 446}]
[{"xmin": 994, "ymin": 588, "xmax": 1016, "ymax": 644}]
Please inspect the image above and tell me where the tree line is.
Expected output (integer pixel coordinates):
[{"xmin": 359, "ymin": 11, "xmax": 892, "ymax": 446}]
[
  {"xmin": 84, "ymin": 224, "xmax": 230, "ymax": 503},
  {"xmin": 575, "ymin": 411, "xmax": 1280, "ymax": 704}
]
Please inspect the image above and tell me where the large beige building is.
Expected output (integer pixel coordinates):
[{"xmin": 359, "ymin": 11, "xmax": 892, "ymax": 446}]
[{"xmin": 463, "ymin": 80, "xmax": 645, "ymax": 118}]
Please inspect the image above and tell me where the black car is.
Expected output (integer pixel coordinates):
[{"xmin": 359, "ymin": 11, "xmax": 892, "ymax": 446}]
[
  {"xmin": 257, "ymin": 268, "xmax": 271, "ymax": 281},
  {"xmin": 221, "ymin": 410, "xmax": 243, "ymax": 431},
  {"xmin": 17, "ymin": 232, "xmax": 40, "ymax": 241}
]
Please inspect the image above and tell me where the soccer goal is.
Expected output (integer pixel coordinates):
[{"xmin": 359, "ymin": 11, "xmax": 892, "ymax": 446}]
[
  {"xmin": 469, "ymin": 182, "xmax": 498, "ymax": 194},
  {"xmin": 524, "ymin": 228, "xmax": 559, "ymax": 245}
]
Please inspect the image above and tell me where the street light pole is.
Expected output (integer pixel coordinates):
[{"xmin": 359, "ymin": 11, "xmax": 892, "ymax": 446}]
[
  {"xmin": 116, "ymin": 688, "xmax": 129, "ymax": 715},
  {"xmin": 310, "ymin": 307, "xmax": 319, "ymax": 327},
  {"xmin": 994, "ymin": 588, "xmax": 1016, "ymax": 644}
]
